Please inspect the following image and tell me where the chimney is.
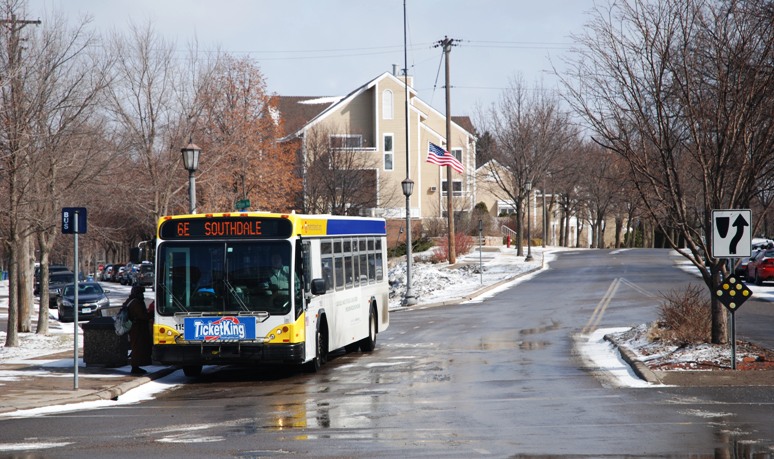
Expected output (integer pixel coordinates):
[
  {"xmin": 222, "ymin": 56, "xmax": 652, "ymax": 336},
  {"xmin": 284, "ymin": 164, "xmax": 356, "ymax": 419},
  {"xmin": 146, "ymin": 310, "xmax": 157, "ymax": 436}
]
[{"xmin": 393, "ymin": 65, "xmax": 413, "ymax": 88}]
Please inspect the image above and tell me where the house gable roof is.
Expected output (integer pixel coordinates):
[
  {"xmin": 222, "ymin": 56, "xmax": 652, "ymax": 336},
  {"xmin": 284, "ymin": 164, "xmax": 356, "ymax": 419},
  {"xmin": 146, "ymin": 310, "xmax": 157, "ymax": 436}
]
[
  {"xmin": 274, "ymin": 96, "xmax": 340, "ymax": 138},
  {"xmin": 275, "ymin": 71, "xmax": 477, "ymax": 141}
]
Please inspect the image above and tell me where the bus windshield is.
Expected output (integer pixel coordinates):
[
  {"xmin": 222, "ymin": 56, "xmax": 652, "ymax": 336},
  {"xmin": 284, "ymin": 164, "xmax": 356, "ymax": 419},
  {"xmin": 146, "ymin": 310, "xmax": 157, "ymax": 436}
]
[{"xmin": 156, "ymin": 240, "xmax": 298, "ymax": 316}]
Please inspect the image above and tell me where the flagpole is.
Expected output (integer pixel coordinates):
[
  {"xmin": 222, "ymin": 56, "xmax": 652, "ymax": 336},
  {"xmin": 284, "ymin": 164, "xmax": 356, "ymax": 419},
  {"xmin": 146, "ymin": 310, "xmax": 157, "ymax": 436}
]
[{"xmin": 402, "ymin": 0, "xmax": 416, "ymax": 306}]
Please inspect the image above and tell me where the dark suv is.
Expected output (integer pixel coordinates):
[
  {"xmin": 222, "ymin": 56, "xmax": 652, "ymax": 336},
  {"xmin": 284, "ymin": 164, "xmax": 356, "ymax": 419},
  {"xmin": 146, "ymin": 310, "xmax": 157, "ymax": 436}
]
[
  {"xmin": 46, "ymin": 271, "xmax": 76, "ymax": 308},
  {"xmin": 131, "ymin": 262, "xmax": 154, "ymax": 289},
  {"xmin": 34, "ymin": 265, "xmax": 70, "ymax": 295}
]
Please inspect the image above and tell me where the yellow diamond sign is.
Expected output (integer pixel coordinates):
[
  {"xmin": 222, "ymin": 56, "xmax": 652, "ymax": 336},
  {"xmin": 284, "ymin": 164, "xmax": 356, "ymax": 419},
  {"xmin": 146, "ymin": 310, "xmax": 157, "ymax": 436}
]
[{"xmin": 716, "ymin": 276, "xmax": 752, "ymax": 312}]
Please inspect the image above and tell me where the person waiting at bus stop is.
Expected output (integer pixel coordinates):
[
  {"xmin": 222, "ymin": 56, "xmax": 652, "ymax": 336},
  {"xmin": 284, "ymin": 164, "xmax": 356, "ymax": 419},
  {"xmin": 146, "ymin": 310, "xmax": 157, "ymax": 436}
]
[{"xmin": 125, "ymin": 285, "xmax": 152, "ymax": 375}]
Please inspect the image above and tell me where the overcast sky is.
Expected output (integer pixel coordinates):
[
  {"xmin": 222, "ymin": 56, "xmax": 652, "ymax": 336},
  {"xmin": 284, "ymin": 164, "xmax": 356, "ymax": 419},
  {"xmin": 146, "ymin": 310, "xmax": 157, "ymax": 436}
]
[{"xmin": 29, "ymin": 0, "xmax": 595, "ymax": 118}]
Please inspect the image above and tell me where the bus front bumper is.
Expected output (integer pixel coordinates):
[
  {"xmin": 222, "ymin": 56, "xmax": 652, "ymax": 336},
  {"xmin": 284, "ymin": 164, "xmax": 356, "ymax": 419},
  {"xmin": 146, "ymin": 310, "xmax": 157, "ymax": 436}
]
[{"xmin": 152, "ymin": 342, "xmax": 306, "ymax": 366}]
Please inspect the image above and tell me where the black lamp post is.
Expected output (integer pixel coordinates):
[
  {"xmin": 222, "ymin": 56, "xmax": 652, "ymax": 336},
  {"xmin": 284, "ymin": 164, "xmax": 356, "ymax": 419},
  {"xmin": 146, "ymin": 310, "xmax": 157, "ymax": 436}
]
[
  {"xmin": 181, "ymin": 142, "xmax": 201, "ymax": 214},
  {"xmin": 542, "ymin": 180, "xmax": 547, "ymax": 248},
  {"xmin": 525, "ymin": 179, "xmax": 534, "ymax": 261},
  {"xmin": 402, "ymin": 178, "xmax": 416, "ymax": 306}
]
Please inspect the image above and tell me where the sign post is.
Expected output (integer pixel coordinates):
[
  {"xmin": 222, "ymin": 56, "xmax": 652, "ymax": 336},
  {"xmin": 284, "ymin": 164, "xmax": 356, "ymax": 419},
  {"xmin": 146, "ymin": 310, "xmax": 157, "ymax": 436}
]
[
  {"xmin": 715, "ymin": 274, "xmax": 752, "ymax": 370},
  {"xmin": 62, "ymin": 207, "xmax": 87, "ymax": 389},
  {"xmin": 712, "ymin": 209, "xmax": 752, "ymax": 370}
]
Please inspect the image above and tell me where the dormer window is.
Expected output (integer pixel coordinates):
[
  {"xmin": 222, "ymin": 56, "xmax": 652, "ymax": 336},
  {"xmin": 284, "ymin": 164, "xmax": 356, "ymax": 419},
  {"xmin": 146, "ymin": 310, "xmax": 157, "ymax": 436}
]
[{"xmin": 330, "ymin": 135, "xmax": 363, "ymax": 149}]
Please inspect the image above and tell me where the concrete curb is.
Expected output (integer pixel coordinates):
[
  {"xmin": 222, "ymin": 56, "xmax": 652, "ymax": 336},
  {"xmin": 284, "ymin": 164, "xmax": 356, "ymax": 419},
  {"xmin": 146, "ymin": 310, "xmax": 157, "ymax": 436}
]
[
  {"xmin": 88, "ymin": 366, "xmax": 180, "ymax": 402},
  {"xmin": 0, "ymin": 366, "xmax": 181, "ymax": 416},
  {"xmin": 603, "ymin": 334, "xmax": 663, "ymax": 384}
]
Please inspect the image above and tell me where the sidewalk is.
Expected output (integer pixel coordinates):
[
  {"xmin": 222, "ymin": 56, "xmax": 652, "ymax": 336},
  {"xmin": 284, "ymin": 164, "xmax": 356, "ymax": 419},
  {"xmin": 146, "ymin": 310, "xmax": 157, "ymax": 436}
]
[{"xmin": 0, "ymin": 349, "xmax": 177, "ymax": 415}]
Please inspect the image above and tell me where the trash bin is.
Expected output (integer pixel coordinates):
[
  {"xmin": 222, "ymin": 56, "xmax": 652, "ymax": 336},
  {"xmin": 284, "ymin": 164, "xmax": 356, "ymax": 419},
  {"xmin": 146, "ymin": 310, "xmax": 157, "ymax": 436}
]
[{"xmin": 81, "ymin": 317, "xmax": 128, "ymax": 367}]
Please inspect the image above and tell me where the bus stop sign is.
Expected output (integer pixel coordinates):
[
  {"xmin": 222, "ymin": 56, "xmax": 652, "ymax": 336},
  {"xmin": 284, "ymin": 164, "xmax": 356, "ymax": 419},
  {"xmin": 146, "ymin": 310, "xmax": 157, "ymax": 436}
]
[{"xmin": 62, "ymin": 207, "xmax": 87, "ymax": 234}]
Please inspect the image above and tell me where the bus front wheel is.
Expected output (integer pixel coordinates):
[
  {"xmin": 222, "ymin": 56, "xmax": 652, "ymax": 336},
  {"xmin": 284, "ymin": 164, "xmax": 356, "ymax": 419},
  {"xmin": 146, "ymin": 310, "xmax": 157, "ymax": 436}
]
[
  {"xmin": 359, "ymin": 307, "xmax": 377, "ymax": 352},
  {"xmin": 306, "ymin": 320, "xmax": 328, "ymax": 372}
]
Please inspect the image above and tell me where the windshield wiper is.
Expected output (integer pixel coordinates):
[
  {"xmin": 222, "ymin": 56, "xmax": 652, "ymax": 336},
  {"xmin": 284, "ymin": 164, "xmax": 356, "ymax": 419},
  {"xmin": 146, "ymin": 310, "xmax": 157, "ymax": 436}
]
[
  {"xmin": 157, "ymin": 283, "xmax": 190, "ymax": 313},
  {"xmin": 223, "ymin": 279, "xmax": 249, "ymax": 312}
]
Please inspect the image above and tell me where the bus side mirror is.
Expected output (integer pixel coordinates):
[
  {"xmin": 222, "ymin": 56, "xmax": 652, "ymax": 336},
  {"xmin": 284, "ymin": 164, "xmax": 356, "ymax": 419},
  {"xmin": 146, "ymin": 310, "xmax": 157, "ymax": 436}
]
[{"xmin": 310, "ymin": 278, "xmax": 326, "ymax": 295}]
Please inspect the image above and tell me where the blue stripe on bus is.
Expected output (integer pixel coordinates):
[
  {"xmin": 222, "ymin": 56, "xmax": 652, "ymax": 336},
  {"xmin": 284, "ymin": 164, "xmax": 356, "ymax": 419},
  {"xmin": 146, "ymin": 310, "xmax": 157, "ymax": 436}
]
[{"xmin": 326, "ymin": 219, "xmax": 386, "ymax": 236}]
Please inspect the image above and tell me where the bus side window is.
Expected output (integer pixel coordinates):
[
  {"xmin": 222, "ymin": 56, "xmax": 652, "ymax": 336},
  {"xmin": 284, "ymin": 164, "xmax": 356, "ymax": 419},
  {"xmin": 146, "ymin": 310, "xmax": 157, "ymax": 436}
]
[
  {"xmin": 359, "ymin": 253, "xmax": 369, "ymax": 284},
  {"xmin": 320, "ymin": 241, "xmax": 333, "ymax": 291},
  {"xmin": 343, "ymin": 240, "xmax": 352, "ymax": 288},
  {"xmin": 334, "ymin": 240, "xmax": 344, "ymax": 291},
  {"xmin": 321, "ymin": 258, "xmax": 333, "ymax": 291},
  {"xmin": 358, "ymin": 239, "xmax": 368, "ymax": 283},
  {"xmin": 367, "ymin": 239, "xmax": 376, "ymax": 282},
  {"xmin": 375, "ymin": 239, "xmax": 384, "ymax": 281}
]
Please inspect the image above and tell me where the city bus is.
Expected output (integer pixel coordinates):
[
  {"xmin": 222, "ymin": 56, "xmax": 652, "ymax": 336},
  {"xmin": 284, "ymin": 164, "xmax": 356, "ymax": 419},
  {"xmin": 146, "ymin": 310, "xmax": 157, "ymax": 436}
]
[{"xmin": 151, "ymin": 212, "xmax": 389, "ymax": 376}]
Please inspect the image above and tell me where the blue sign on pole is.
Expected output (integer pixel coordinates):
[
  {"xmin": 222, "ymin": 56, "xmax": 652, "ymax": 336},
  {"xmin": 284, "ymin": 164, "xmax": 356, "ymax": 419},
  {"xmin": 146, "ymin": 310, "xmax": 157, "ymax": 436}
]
[{"xmin": 62, "ymin": 207, "xmax": 87, "ymax": 234}]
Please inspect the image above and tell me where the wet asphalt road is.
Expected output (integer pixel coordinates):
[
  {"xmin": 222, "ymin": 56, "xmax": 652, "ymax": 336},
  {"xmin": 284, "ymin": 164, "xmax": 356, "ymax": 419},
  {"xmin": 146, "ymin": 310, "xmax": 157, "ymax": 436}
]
[{"xmin": 1, "ymin": 249, "xmax": 773, "ymax": 458}]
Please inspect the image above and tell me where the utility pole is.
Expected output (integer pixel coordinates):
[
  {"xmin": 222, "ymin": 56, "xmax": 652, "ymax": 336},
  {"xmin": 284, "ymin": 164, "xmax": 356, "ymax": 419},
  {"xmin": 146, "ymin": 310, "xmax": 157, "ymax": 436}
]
[{"xmin": 438, "ymin": 36, "xmax": 457, "ymax": 264}]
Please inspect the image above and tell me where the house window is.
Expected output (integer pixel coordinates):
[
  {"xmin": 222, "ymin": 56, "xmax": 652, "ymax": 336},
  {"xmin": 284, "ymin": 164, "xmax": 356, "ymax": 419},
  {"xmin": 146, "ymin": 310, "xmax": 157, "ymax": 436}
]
[
  {"xmin": 451, "ymin": 147, "xmax": 462, "ymax": 163},
  {"xmin": 441, "ymin": 180, "xmax": 463, "ymax": 196},
  {"xmin": 382, "ymin": 90, "xmax": 393, "ymax": 120},
  {"xmin": 383, "ymin": 134, "xmax": 394, "ymax": 171},
  {"xmin": 330, "ymin": 135, "xmax": 363, "ymax": 149}
]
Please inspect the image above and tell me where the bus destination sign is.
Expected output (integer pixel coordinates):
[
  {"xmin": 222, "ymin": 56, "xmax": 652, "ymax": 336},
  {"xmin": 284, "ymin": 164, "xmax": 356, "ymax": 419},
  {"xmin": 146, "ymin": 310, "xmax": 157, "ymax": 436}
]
[{"xmin": 159, "ymin": 217, "xmax": 292, "ymax": 239}]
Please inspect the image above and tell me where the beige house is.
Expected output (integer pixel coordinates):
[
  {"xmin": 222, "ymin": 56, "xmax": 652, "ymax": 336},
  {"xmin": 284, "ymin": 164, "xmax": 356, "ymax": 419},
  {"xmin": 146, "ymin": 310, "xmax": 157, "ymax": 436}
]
[
  {"xmin": 277, "ymin": 71, "xmax": 477, "ymax": 231},
  {"xmin": 275, "ymin": 71, "xmax": 626, "ymax": 249}
]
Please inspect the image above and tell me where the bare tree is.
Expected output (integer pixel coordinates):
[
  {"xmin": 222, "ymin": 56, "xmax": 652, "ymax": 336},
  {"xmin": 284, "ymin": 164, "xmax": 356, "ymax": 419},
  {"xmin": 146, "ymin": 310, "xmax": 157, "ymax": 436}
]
[
  {"xmin": 0, "ymin": 0, "xmax": 114, "ymax": 341},
  {"xmin": 26, "ymin": 12, "xmax": 112, "ymax": 334},
  {"xmin": 0, "ymin": 0, "xmax": 38, "ymax": 344},
  {"xmin": 105, "ymin": 22, "xmax": 211, "ymax": 233},
  {"xmin": 479, "ymin": 75, "xmax": 578, "ymax": 255},
  {"xmin": 196, "ymin": 54, "xmax": 300, "ymax": 213},
  {"xmin": 561, "ymin": 0, "xmax": 774, "ymax": 343}
]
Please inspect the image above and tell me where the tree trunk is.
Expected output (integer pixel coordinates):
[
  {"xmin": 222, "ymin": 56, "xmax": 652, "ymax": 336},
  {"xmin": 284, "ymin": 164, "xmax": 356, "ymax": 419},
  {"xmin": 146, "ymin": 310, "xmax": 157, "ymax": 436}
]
[
  {"xmin": 35, "ymin": 232, "xmax": 52, "ymax": 334},
  {"xmin": 710, "ymin": 265, "xmax": 728, "ymax": 344},
  {"xmin": 17, "ymin": 233, "xmax": 32, "ymax": 333},
  {"xmin": 5, "ymin": 243, "xmax": 19, "ymax": 347},
  {"xmin": 516, "ymin": 199, "xmax": 524, "ymax": 257}
]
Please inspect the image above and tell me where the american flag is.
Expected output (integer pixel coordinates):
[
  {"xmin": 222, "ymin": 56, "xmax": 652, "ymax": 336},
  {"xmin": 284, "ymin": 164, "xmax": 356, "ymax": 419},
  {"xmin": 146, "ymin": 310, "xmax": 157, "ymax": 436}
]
[{"xmin": 426, "ymin": 142, "xmax": 464, "ymax": 174}]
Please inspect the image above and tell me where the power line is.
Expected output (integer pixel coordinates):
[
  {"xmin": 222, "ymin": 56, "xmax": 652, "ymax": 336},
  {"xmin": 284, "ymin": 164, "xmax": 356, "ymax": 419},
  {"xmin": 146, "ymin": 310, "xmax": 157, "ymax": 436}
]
[{"xmin": 465, "ymin": 39, "xmax": 573, "ymax": 50}]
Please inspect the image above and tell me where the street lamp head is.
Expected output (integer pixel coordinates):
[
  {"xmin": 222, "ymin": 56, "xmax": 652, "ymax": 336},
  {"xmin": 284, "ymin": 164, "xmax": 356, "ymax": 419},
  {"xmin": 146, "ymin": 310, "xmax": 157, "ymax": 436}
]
[
  {"xmin": 181, "ymin": 143, "xmax": 201, "ymax": 172},
  {"xmin": 525, "ymin": 180, "xmax": 532, "ymax": 191},
  {"xmin": 401, "ymin": 178, "xmax": 414, "ymax": 197}
]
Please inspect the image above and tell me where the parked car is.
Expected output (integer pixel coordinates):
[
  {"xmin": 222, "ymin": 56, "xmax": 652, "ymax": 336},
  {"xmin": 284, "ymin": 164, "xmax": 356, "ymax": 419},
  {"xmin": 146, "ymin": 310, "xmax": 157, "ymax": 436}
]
[
  {"xmin": 56, "ymin": 282, "xmax": 110, "ymax": 322},
  {"xmin": 100, "ymin": 264, "xmax": 113, "ymax": 281},
  {"xmin": 34, "ymin": 264, "xmax": 70, "ymax": 295},
  {"xmin": 109, "ymin": 264, "xmax": 125, "ymax": 282},
  {"xmin": 130, "ymin": 262, "xmax": 154, "ymax": 289},
  {"xmin": 746, "ymin": 248, "xmax": 774, "ymax": 285},
  {"xmin": 47, "ymin": 271, "xmax": 76, "ymax": 308},
  {"xmin": 735, "ymin": 249, "xmax": 760, "ymax": 279},
  {"xmin": 751, "ymin": 238, "xmax": 774, "ymax": 251},
  {"xmin": 118, "ymin": 266, "xmax": 131, "ymax": 285}
]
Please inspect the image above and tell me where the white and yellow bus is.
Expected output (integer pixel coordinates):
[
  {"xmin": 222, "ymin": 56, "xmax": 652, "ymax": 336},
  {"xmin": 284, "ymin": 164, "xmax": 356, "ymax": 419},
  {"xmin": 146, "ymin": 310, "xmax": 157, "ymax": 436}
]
[{"xmin": 151, "ymin": 212, "xmax": 389, "ymax": 376}]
